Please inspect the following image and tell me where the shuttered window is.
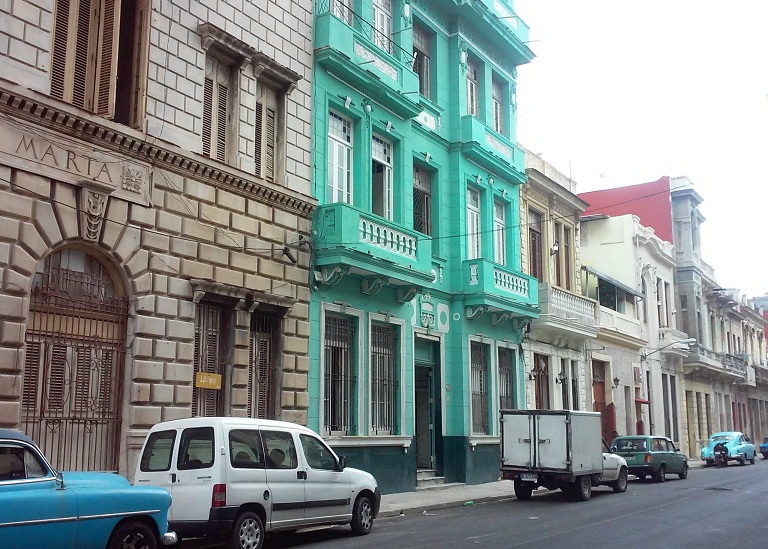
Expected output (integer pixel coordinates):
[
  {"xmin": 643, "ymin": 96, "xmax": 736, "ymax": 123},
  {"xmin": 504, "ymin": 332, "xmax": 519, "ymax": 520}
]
[
  {"xmin": 193, "ymin": 304, "xmax": 224, "ymax": 417},
  {"xmin": 254, "ymin": 85, "xmax": 278, "ymax": 182},
  {"xmin": 203, "ymin": 56, "xmax": 231, "ymax": 163},
  {"xmin": 51, "ymin": 0, "xmax": 148, "ymax": 127},
  {"xmin": 248, "ymin": 314, "xmax": 277, "ymax": 419},
  {"xmin": 22, "ymin": 342, "xmax": 41, "ymax": 409},
  {"xmin": 529, "ymin": 209, "xmax": 543, "ymax": 282}
]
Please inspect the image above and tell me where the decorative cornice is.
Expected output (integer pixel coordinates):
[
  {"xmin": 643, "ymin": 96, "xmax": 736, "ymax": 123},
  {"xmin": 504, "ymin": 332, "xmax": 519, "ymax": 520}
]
[{"xmin": 0, "ymin": 87, "xmax": 316, "ymax": 219}]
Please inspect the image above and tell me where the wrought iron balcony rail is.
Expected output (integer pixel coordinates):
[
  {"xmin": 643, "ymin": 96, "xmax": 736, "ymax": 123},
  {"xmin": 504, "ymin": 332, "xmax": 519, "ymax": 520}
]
[{"xmin": 316, "ymin": 0, "xmax": 411, "ymax": 64}]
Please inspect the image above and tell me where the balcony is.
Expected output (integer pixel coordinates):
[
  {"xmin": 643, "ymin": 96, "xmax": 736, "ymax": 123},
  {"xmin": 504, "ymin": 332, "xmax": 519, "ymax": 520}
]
[
  {"xmin": 314, "ymin": 1, "xmax": 421, "ymax": 119},
  {"xmin": 461, "ymin": 259, "xmax": 539, "ymax": 318},
  {"xmin": 683, "ymin": 344, "xmax": 746, "ymax": 382},
  {"xmin": 313, "ymin": 203, "xmax": 434, "ymax": 290},
  {"xmin": 532, "ymin": 283, "xmax": 598, "ymax": 339},
  {"xmin": 460, "ymin": 115, "xmax": 526, "ymax": 184},
  {"xmin": 596, "ymin": 307, "xmax": 647, "ymax": 348}
]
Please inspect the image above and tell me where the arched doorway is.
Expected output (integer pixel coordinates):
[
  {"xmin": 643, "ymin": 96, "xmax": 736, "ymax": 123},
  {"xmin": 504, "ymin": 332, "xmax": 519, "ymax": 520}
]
[{"xmin": 21, "ymin": 247, "xmax": 128, "ymax": 471}]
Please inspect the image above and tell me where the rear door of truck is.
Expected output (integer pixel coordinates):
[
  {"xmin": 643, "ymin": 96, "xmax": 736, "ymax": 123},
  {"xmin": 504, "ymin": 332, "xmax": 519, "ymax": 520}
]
[
  {"xmin": 536, "ymin": 413, "xmax": 569, "ymax": 470},
  {"xmin": 500, "ymin": 411, "xmax": 534, "ymax": 468}
]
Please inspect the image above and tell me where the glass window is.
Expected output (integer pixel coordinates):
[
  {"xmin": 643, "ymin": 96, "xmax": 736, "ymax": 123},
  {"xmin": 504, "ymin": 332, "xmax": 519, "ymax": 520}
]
[
  {"xmin": 528, "ymin": 209, "xmax": 543, "ymax": 281},
  {"xmin": 0, "ymin": 446, "xmax": 26, "ymax": 481},
  {"xmin": 372, "ymin": 0, "xmax": 393, "ymax": 53},
  {"xmin": 371, "ymin": 323, "xmax": 398, "ymax": 434},
  {"xmin": 178, "ymin": 427, "xmax": 214, "ymax": 470},
  {"xmin": 471, "ymin": 341, "xmax": 490, "ymax": 434},
  {"xmin": 413, "ymin": 166, "xmax": 432, "ymax": 236},
  {"xmin": 140, "ymin": 430, "xmax": 176, "ymax": 472},
  {"xmin": 328, "ymin": 110, "xmax": 354, "ymax": 204},
  {"xmin": 492, "ymin": 76, "xmax": 504, "ymax": 134},
  {"xmin": 498, "ymin": 347, "xmax": 515, "ymax": 410},
  {"xmin": 229, "ymin": 429, "xmax": 266, "ymax": 469},
  {"xmin": 299, "ymin": 434, "xmax": 338, "ymax": 471},
  {"xmin": 466, "ymin": 59, "xmax": 480, "ymax": 117},
  {"xmin": 331, "ymin": 0, "xmax": 353, "ymax": 25},
  {"xmin": 467, "ymin": 188, "xmax": 481, "ymax": 260},
  {"xmin": 372, "ymin": 134, "xmax": 394, "ymax": 220},
  {"xmin": 413, "ymin": 23, "xmax": 431, "ymax": 99},
  {"xmin": 494, "ymin": 200, "xmax": 506, "ymax": 266},
  {"xmin": 262, "ymin": 430, "xmax": 298, "ymax": 470}
]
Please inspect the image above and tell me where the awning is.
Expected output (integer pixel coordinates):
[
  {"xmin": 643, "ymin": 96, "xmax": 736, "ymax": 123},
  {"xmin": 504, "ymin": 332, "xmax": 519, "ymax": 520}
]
[
  {"xmin": 635, "ymin": 398, "xmax": 651, "ymax": 405},
  {"xmin": 582, "ymin": 266, "xmax": 642, "ymax": 298}
]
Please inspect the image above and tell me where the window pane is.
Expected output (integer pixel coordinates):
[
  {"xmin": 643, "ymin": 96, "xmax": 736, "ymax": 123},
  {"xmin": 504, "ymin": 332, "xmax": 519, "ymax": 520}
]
[
  {"xmin": 229, "ymin": 429, "xmax": 266, "ymax": 469},
  {"xmin": 178, "ymin": 427, "xmax": 214, "ymax": 470},
  {"xmin": 300, "ymin": 434, "xmax": 338, "ymax": 470},
  {"xmin": 140, "ymin": 430, "xmax": 176, "ymax": 472},
  {"xmin": 262, "ymin": 430, "xmax": 298, "ymax": 470}
]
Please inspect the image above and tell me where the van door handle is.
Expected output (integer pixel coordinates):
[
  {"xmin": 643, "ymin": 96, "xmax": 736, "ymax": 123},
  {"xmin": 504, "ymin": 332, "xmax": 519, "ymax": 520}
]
[
  {"xmin": 297, "ymin": 471, "xmax": 307, "ymax": 480},
  {"xmin": 171, "ymin": 473, "xmax": 176, "ymax": 483}
]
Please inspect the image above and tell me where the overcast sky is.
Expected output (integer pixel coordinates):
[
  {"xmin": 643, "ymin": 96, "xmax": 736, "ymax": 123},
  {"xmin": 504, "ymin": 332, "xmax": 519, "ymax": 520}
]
[{"xmin": 514, "ymin": 0, "xmax": 768, "ymax": 299}]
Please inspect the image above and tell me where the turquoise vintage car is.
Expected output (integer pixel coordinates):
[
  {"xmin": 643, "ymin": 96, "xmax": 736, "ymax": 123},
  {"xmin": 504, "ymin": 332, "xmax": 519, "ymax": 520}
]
[
  {"xmin": 0, "ymin": 429, "xmax": 177, "ymax": 549},
  {"xmin": 701, "ymin": 431, "xmax": 756, "ymax": 466}
]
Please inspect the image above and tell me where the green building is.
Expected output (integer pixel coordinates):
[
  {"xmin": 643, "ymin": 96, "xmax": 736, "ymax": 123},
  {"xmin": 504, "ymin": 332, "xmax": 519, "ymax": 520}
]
[{"xmin": 309, "ymin": 0, "xmax": 537, "ymax": 493}]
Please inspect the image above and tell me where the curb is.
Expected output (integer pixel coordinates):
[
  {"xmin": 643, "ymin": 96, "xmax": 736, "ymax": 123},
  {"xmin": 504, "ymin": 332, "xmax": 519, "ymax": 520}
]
[{"xmin": 379, "ymin": 494, "xmax": 513, "ymax": 518}]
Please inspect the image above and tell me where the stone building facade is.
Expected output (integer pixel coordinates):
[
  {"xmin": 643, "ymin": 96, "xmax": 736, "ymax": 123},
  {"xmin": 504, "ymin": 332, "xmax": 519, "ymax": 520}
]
[{"xmin": 0, "ymin": 0, "xmax": 315, "ymax": 476}]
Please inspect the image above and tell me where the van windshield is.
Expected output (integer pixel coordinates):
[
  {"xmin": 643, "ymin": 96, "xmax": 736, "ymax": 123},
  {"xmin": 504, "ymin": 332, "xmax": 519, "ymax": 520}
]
[{"xmin": 613, "ymin": 438, "xmax": 647, "ymax": 451}]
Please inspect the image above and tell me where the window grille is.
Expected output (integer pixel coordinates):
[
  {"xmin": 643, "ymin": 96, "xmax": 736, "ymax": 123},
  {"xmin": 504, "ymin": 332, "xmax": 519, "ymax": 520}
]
[
  {"xmin": 498, "ymin": 347, "xmax": 515, "ymax": 410},
  {"xmin": 471, "ymin": 342, "xmax": 489, "ymax": 434},
  {"xmin": 324, "ymin": 316, "xmax": 355, "ymax": 434},
  {"xmin": 371, "ymin": 323, "xmax": 397, "ymax": 434}
]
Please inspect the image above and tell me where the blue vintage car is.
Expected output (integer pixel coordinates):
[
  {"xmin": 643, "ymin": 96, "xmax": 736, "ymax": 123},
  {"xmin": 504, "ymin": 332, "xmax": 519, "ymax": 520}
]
[
  {"xmin": 701, "ymin": 431, "xmax": 756, "ymax": 467},
  {"xmin": 759, "ymin": 436, "xmax": 768, "ymax": 459},
  {"xmin": 0, "ymin": 429, "xmax": 177, "ymax": 549}
]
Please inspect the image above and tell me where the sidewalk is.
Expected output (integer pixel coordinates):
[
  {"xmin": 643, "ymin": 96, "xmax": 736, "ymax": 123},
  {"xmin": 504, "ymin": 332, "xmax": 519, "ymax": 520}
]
[{"xmin": 379, "ymin": 459, "xmax": 707, "ymax": 518}]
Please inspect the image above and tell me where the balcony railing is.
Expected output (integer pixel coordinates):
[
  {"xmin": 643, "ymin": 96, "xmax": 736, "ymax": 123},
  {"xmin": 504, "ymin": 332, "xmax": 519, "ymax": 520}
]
[
  {"xmin": 719, "ymin": 352, "xmax": 747, "ymax": 376},
  {"xmin": 538, "ymin": 283, "xmax": 597, "ymax": 326},
  {"xmin": 313, "ymin": 202, "xmax": 432, "ymax": 280},
  {"xmin": 462, "ymin": 259, "xmax": 538, "ymax": 308},
  {"xmin": 597, "ymin": 307, "xmax": 644, "ymax": 340}
]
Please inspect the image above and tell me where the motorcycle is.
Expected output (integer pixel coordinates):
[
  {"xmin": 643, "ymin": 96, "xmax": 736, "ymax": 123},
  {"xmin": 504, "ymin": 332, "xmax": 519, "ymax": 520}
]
[{"xmin": 713, "ymin": 442, "xmax": 729, "ymax": 467}]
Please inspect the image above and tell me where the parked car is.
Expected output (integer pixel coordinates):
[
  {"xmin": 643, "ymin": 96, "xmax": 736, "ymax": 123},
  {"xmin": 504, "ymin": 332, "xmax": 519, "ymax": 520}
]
[
  {"xmin": 759, "ymin": 436, "xmax": 768, "ymax": 459},
  {"xmin": 134, "ymin": 417, "xmax": 380, "ymax": 549},
  {"xmin": 0, "ymin": 428, "xmax": 176, "ymax": 549},
  {"xmin": 701, "ymin": 431, "xmax": 756, "ymax": 466},
  {"xmin": 611, "ymin": 435, "xmax": 689, "ymax": 482}
]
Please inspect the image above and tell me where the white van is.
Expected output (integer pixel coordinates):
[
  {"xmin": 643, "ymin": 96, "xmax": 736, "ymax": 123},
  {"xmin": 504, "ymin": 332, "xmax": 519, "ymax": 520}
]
[{"xmin": 134, "ymin": 417, "xmax": 380, "ymax": 549}]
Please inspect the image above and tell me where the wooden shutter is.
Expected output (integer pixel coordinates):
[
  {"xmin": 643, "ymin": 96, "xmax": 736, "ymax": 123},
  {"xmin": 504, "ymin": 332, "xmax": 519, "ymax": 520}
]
[
  {"xmin": 47, "ymin": 344, "xmax": 68, "ymax": 410},
  {"xmin": 99, "ymin": 349, "xmax": 114, "ymax": 413},
  {"xmin": 50, "ymin": 0, "xmax": 73, "ymax": 101},
  {"xmin": 265, "ymin": 107, "xmax": 275, "ymax": 181},
  {"xmin": 72, "ymin": 0, "xmax": 95, "ymax": 110},
  {"xmin": 254, "ymin": 86, "xmax": 278, "ymax": 181},
  {"xmin": 128, "ymin": 0, "xmax": 150, "ymax": 128},
  {"xmin": 215, "ymin": 83, "xmax": 228, "ymax": 162},
  {"xmin": 94, "ymin": 0, "xmax": 121, "ymax": 117},
  {"xmin": 74, "ymin": 347, "xmax": 91, "ymax": 411},
  {"xmin": 22, "ymin": 342, "xmax": 42, "ymax": 408},
  {"xmin": 254, "ymin": 101, "xmax": 263, "ymax": 176},
  {"xmin": 202, "ymin": 77, "xmax": 214, "ymax": 157}
]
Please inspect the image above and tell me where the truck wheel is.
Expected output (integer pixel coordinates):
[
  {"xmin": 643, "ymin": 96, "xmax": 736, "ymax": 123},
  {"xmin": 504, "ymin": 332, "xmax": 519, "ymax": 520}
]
[
  {"xmin": 611, "ymin": 467, "xmax": 628, "ymax": 493},
  {"xmin": 653, "ymin": 464, "xmax": 666, "ymax": 483},
  {"xmin": 513, "ymin": 478, "xmax": 533, "ymax": 501},
  {"xmin": 569, "ymin": 475, "xmax": 591, "ymax": 502}
]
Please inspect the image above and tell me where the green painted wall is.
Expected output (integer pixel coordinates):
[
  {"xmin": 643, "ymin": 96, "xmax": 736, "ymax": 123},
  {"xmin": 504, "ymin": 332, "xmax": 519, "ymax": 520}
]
[{"xmin": 310, "ymin": 0, "xmax": 536, "ymax": 493}]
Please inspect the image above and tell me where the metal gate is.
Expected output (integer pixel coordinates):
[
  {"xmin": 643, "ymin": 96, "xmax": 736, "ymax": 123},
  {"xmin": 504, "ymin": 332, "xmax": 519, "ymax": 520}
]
[
  {"xmin": 248, "ymin": 313, "xmax": 278, "ymax": 419},
  {"xmin": 21, "ymin": 249, "xmax": 128, "ymax": 472}
]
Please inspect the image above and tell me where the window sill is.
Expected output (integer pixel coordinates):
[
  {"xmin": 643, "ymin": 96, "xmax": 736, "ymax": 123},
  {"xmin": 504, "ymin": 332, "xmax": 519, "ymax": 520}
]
[
  {"xmin": 324, "ymin": 435, "xmax": 412, "ymax": 448},
  {"xmin": 418, "ymin": 96, "xmax": 443, "ymax": 114},
  {"xmin": 469, "ymin": 436, "xmax": 500, "ymax": 447}
]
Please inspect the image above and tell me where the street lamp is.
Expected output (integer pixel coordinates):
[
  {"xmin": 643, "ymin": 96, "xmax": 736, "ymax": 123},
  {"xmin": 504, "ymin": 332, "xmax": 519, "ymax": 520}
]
[{"xmin": 641, "ymin": 338, "xmax": 697, "ymax": 360}]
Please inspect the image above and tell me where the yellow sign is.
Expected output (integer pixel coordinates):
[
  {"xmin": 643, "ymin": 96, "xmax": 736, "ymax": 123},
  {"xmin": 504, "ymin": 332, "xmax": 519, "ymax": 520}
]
[{"xmin": 195, "ymin": 372, "xmax": 222, "ymax": 390}]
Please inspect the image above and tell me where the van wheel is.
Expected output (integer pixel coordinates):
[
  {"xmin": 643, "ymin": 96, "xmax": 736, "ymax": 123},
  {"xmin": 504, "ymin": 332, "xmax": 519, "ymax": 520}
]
[
  {"xmin": 514, "ymin": 478, "xmax": 533, "ymax": 500},
  {"xmin": 611, "ymin": 467, "xmax": 628, "ymax": 493},
  {"xmin": 107, "ymin": 520, "xmax": 157, "ymax": 549},
  {"xmin": 230, "ymin": 511, "xmax": 264, "ymax": 549},
  {"xmin": 569, "ymin": 475, "xmax": 592, "ymax": 502},
  {"xmin": 351, "ymin": 495, "xmax": 374, "ymax": 535}
]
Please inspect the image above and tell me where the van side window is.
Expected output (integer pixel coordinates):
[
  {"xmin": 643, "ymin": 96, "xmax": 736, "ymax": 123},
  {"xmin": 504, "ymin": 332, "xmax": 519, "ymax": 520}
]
[
  {"xmin": 299, "ymin": 435, "xmax": 338, "ymax": 471},
  {"xmin": 140, "ymin": 430, "xmax": 176, "ymax": 472},
  {"xmin": 178, "ymin": 427, "xmax": 215, "ymax": 470},
  {"xmin": 262, "ymin": 430, "xmax": 298, "ymax": 470},
  {"xmin": 229, "ymin": 429, "xmax": 266, "ymax": 469}
]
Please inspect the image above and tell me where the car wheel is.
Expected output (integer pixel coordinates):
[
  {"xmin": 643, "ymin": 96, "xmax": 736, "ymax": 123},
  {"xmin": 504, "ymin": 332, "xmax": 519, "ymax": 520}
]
[
  {"xmin": 351, "ymin": 494, "xmax": 374, "ymax": 535},
  {"xmin": 107, "ymin": 520, "xmax": 157, "ymax": 549},
  {"xmin": 678, "ymin": 463, "xmax": 689, "ymax": 480},
  {"xmin": 762, "ymin": 452, "xmax": 768, "ymax": 460},
  {"xmin": 514, "ymin": 478, "xmax": 534, "ymax": 501},
  {"xmin": 750, "ymin": 454, "xmax": 756, "ymax": 465},
  {"xmin": 230, "ymin": 511, "xmax": 264, "ymax": 549},
  {"xmin": 704, "ymin": 460, "xmax": 713, "ymax": 468},
  {"xmin": 611, "ymin": 467, "xmax": 628, "ymax": 493},
  {"xmin": 653, "ymin": 464, "xmax": 666, "ymax": 483},
  {"xmin": 739, "ymin": 454, "xmax": 746, "ymax": 466},
  {"xmin": 569, "ymin": 475, "xmax": 592, "ymax": 502}
]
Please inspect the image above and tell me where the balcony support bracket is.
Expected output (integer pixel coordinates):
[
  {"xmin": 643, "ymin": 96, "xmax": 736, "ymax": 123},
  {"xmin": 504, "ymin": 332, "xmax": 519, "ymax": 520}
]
[
  {"xmin": 362, "ymin": 277, "xmax": 389, "ymax": 296},
  {"xmin": 396, "ymin": 286, "xmax": 419, "ymax": 303},
  {"xmin": 466, "ymin": 305, "xmax": 488, "ymax": 320},
  {"xmin": 512, "ymin": 318, "xmax": 531, "ymax": 331},
  {"xmin": 314, "ymin": 266, "xmax": 350, "ymax": 288},
  {"xmin": 491, "ymin": 312, "xmax": 511, "ymax": 326}
]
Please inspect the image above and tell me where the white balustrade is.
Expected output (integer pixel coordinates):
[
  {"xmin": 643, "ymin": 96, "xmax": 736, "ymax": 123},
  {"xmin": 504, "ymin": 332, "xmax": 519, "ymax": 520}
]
[
  {"xmin": 359, "ymin": 217, "xmax": 417, "ymax": 259},
  {"xmin": 493, "ymin": 268, "xmax": 529, "ymax": 298}
]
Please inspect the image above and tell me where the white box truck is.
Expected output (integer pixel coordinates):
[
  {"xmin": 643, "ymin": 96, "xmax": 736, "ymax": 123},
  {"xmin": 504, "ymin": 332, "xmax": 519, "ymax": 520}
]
[{"xmin": 499, "ymin": 409, "xmax": 628, "ymax": 501}]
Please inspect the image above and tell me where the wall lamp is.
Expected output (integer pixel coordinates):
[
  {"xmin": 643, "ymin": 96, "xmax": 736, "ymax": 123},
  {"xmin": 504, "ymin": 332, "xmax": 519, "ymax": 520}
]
[
  {"xmin": 555, "ymin": 371, "xmax": 567, "ymax": 384},
  {"xmin": 641, "ymin": 337, "xmax": 697, "ymax": 360},
  {"xmin": 612, "ymin": 376, "xmax": 620, "ymax": 389},
  {"xmin": 281, "ymin": 246, "xmax": 297, "ymax": 264},
  {"xmin": 550, "ymin": 240, "xmax": 559, "ymax": 255}
]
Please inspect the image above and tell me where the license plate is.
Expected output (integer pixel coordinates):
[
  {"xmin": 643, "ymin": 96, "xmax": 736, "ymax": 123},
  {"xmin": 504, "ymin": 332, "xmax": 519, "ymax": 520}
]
[{"xmin": 520, "ymin": 472, "xmax": 537, "ymax": 482}]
